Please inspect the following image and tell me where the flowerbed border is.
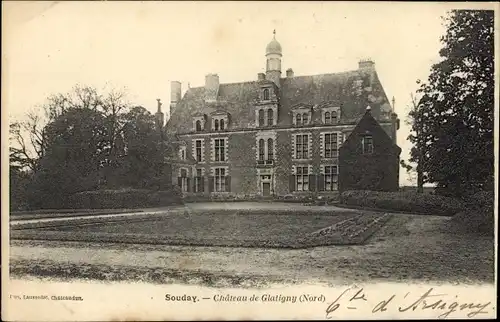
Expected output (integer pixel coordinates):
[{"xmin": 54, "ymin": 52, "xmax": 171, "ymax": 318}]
[{"xmin": 11, "ymin": 211, "xmax": 392, "ymax": 248}]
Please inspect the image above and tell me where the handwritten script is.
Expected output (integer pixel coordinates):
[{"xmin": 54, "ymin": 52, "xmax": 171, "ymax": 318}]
[{"xmin": 325, "ymin": 287, "xmax": 492, "ymax": 319}]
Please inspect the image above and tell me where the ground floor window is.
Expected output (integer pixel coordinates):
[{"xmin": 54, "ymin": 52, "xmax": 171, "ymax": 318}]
[
  {"xmin": 214, "ymin": 168, "xmax": 226, "ymax": 192},
  {"xmin": 179, "ymin": 168, "xmax": 189, "ymax": 192},
  {"xmin": 296, "ymin": 166, "xmax": 309, "ymax": 191},
  {"xmin": 194, "ymin": 169, "xmax": 204, "ymax": 193},
  {"xmin": 324, "ymin": 165, "xmax": 338, "ymax": 191}
]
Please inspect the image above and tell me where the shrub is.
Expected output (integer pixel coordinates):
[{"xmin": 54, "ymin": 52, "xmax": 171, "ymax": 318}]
[
  {"xmin": 452, "ymin": 191, "xmax": 495, "ymax": 235},
  {"xmin": 67, "ymin": 188, "xmax": 183, "ymax": 209},
  {"xmin": 340, "ymin": 190, "xmax": 466, "ymax": 216}
]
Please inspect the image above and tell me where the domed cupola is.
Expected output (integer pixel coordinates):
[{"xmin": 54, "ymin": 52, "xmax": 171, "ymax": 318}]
[
  {"xmin": 265, "ymin": 30, "xmax": 282, "ymax": 87},
  {"xmin": 266, "ymin": 31, "xmax": 282, "ymax": 56}
]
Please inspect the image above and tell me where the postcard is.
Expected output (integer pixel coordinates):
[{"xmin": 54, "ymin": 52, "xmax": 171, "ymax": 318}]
[{"xmin": 2, "ymin": 1, "xmax": 498, "ymax": 320}]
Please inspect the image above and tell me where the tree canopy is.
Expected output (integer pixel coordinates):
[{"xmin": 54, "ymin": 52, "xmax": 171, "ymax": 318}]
[
  {"xmin": 9, "ymin": 85, "xmax": 171, "ymax": 209},
  {"xmin": 406, "ymin": 10, "xmax": 494, "ymax": 196}
]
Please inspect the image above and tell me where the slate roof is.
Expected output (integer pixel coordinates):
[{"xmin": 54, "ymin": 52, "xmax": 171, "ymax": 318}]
[{"xmin": 166, "ymin": 68, "xmax": 393, "ymax": 134}]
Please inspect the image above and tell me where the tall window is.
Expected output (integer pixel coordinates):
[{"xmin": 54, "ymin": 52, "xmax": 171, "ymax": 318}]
[
  {"xmin": 220, "ymin": 119, "xmax": 225, "ymax": 130},
  {"xmin": 214, "ymin": 138, "xmax": 226, "ymax": 161},
  {"xmin": 302, "ymin": 113, "xmax": 309, "ymax": 125},
  {"xmin": 214, "ymin": 119, "xmax": 219, "ymax": 131},
  {"xmin": 267, "ymin": 138, "xmax": 274, "ymax": 161},
  {"xmin": 196, "ymin": 120, "xmax": 202, "ymax": 132},
  {"xmin": 180, "ymin": 169, "xmax": 188, "ymax": 192},
  {"xmin": 325, "ymin": 112, "xmax": 331, "ymax": 124},
  {"xmin": 259, "ymin": 139, "xmax": 265, "ymax": 161},
  {"xmin": 263, "ymin": 88, "xmax": 270, "ymax": 100},
  {"xmin": 324, "ymin": 166, "xmax": 338, "ymax": 191},
  {"xmin": 194, "ymin": 168, "xmax": 203, "ymax": 193},
  {"xmin": 324, "ymin": 133, "xmax": 338, "ymax": 158},
  {"xmin": 195, "ymin": 140, "xmax": 203, "ymax": 162},
  {"xmin": 295, "ymin": 134, "xmax": 309, "ymax": 159},
  {"xmin": 296, "ymin": 166, "xmax": 309, "ymax": 191},
  {"xmin": 362, "ymin": 135, "xmax": 374, "ymax": 154},
  {"xmin": 214, "ymin": 168, "xmax": 226, "ymax": 192},
  {"xmin": 180, "ymin": 147, "xmax": 186, "ymax": 160},
  {"xmin": 259, "ymin": 110, "xmax": 265, "ymax": 127},
  {"xmin": 296, "ymin": 114, "xmax": 302, "ymax": 126},
  {"xmin": 267, "ymin": 109, "xmax": 274, "ymax": 126}
]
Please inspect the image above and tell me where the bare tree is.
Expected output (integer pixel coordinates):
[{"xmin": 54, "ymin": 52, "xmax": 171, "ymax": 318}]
[{"xmin": 9, "ymin": 84, "xmax": 132, "ymax": 174}]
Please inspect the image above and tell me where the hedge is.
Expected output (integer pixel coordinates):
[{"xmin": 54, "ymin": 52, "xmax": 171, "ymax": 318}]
[
  {"xmin": 339, "ymin": 190, "xmax": 466, "ymax": 216},
  {"xmin": 452, "ymin": 191, "xmax": 494, "ymax": 235},
  {"xmin": 67, "ymin": 188, "xmax": 183, "ymax": 209}
]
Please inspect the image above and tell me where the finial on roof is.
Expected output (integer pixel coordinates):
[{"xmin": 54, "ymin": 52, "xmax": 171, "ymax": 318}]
[
  {"xmin": 392, "ymin": 96, "xmax": 396, "ymax": 111},
  {"xmin": 273, "ymin": 29, "xmax": 276, "ymax": 38},
  {"xmin": 366, "ymin": 105, "xmax": 372, "ymax": 112},
  {"xmin": 156, "ymin": 98, "xmax": 162, "ymax": 112}
]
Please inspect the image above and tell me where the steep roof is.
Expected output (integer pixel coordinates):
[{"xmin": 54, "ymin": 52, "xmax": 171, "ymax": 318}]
[
  {"xmin": 340, "ymin": 109, "xmax": 401, "ymax": 154},
  {"xmin": 166, "ymin": 68, "xmax": 393, "ymax": 134}
]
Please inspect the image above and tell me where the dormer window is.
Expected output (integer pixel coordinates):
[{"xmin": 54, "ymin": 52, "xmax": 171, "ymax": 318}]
[
  {"xmin": 263, "ymin": 88, "xmax": 270, "ymax": 101},
  {"xmin": 291, "ymin": 103, "xmax": 313, "ymax": 127},
  {"xmin": 302, "ymin": 113, "xmax": 309, "ymax": 125},
  {"xmin": 193, "ymin": 115, "xmax": 206, "ymax": 132},
  {"xmin": 211, "ymin": 111, "xmax": 229, "ymax": 131},
  {"xmin": 321, "ymin": 105, "xmax": 341, "ymax": 124}
]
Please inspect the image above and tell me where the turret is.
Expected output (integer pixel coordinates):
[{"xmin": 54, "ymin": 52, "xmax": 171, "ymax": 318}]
[{"xmin": 265, "ymin": 30, "xmax": 282, "ymax": 88}]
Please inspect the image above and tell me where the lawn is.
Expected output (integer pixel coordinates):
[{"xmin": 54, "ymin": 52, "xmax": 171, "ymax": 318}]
[
  {"xmin": 9, "ymin": 214, "xmax": 495, "ymax": 286},
  {"xmin": 11, "ymin": 209, "xmax": 391, "ymax": 248}
]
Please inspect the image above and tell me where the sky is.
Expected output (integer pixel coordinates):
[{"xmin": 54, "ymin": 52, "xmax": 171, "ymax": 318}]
[{"xmin": 3, "ymin": 1, "xmax": 496, "ymax": 185}]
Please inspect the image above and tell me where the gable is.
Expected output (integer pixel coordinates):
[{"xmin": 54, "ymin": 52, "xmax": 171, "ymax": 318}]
[{"xmin": 341, "ymin": 111, "xmax": 400, "ymax": 154}]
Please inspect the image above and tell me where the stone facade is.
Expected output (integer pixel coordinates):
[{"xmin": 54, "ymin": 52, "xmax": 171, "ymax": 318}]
[{"xmin": 165, "ymin": 33, "xmax": 401, "ymax": 199}]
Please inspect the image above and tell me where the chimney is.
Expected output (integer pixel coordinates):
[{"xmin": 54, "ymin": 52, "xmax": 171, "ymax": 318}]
[
  {"xmin": 204, "ymin": 73, "xmax": 219, "ymax": 103},
  {"xmin": 257, "ymin": 73, "xmax": 266, "ymax": 81},
  {"xmin": 286, "ymin": 68, "xmax": 294, "ymax": 78},
  {"xmin": 358, "ymin": 59, "xmax": 375, "ymax": 70},
  {"xmin": 170, "ymin": 81, "xmax": 182, "ymax": 110}
]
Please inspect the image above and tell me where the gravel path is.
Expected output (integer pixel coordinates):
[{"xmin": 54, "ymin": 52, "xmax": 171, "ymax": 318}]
[{"xmin": 9, "ymin": 214, "xmax": 494, "ymax": 286}]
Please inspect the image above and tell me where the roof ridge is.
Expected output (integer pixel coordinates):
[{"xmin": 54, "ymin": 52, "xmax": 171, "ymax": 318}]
[
  {"xmin": 186, "ymin": 70, "xmax": 362, "ymax": 89},
  {"xmin": 283, "ymin": 69, "xmax": 361, "ymax": 80},
  {"xmin": 187, "ymin": 80, "xmax": 258, "ymax": 90}
]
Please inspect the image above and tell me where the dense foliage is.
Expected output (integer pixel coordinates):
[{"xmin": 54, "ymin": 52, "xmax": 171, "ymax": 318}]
[
  {"xmin": 406, "ymin": 10, "xmax": 494, "ymax": 196},
  {"xmin": 9, "ymin": 85, "xmax": 174, "ymax": 210},
  {"xmin": 340, "ymin": 190, "xmax": 466, "ymax": 216}
]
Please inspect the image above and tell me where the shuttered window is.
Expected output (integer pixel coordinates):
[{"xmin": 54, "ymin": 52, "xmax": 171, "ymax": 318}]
[
  {"xmin": 194, "ymin": 169, "xmax": 204, "ymax": 193},
  {"xmin": 324, "ymin": 166, "xmax": 338, "ymax": 191},
  {"xmin": 214, "ymin": 168, "xmax": 230, "ymax": 192},
  {"xmin": 296, "ymin": 166, "xmax": 309, "ymax": 191}
]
